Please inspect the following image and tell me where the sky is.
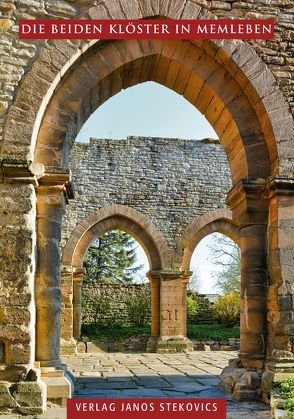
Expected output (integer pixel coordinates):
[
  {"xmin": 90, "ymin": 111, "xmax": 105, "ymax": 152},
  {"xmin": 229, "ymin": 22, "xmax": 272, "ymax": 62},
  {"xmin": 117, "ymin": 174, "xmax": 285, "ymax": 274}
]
[{"xmin": 76, "ymin": 81, "xmax": 228, "ymax": 294}]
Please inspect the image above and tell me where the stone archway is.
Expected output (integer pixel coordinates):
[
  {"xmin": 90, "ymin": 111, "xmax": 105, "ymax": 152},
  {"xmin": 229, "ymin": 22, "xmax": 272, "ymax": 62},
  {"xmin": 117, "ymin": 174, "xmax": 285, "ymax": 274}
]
[
  {"xmin": 0, "ymin": 0, "xmax": 293, "ymax": 411},
  {"xmin": 60, "ymin": 204, "xmax": 171, "ymax": 351},
  {"xmin": 22, "ymin": 29, "xmax": 292, "ymax": 373},
  {"xmin": 176, "ymin": 209, "xmax": 240, "ymax": 272}
]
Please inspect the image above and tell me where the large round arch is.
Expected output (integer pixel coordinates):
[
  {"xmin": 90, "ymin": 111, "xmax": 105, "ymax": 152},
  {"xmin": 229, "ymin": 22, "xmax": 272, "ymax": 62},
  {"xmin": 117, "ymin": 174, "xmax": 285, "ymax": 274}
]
[{"xmin": 2, "ymin": 2, "xmax": 293, "ymax": 181}]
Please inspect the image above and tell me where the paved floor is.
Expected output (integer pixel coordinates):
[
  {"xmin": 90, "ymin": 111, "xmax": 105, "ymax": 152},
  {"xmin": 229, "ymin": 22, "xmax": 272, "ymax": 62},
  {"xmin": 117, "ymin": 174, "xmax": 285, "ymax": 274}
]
[{"xmin": 0, "ymin": 351, "xmax": 271, "ymax": 418}]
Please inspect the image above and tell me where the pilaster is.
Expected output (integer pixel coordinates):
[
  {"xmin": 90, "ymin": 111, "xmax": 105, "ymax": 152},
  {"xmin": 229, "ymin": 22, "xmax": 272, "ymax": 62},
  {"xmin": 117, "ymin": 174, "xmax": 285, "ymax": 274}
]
[
  {"xmin": 148, "ymin": 270, "xmax": 193, "ymax": 353},
  {"xmin": 226, "ymin": 178, "xmax": 268, "ymax": 370},
  {"xmin": 35, "ymin": 167, "xmax": 74, "ymax": 405}
]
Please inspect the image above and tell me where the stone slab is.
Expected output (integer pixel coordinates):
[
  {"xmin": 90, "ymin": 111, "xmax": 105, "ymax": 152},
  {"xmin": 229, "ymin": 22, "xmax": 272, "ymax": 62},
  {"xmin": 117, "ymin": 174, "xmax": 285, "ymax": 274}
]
[{"xmin": 87, "ymin": 341, "xmax": 108, "ymax": 353}]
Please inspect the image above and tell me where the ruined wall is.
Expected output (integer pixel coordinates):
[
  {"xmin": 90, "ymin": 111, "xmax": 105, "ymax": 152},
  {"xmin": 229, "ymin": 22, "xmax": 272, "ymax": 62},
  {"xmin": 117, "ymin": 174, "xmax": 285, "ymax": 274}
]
[
  {"xmin": 0, "ymin": 0, "xmax": 293, "ymax": 151},
  {"xmin": 81, "ymin": 283, "xmax": 215, "ymax": 326},
  {"xmin": 61, "ymin": 136, "xmax": 232, "ymax": 251}
]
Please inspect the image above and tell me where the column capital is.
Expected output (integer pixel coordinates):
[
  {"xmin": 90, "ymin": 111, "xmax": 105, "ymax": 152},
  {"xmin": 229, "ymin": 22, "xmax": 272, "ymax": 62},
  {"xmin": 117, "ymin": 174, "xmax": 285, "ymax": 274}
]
[
  {"xmin": 73, "ymin": 268, "xmax": 85, "ymax": 283},
  {"xmin": 148, "ymin": 270, "xmax": 186, "ymax": 278},
  {"xmin": 37, "ymin": 166, "xmax": 74, "ymax": 202},
  {"xmin": 266, "ymin": 175, "xmax": 294, "ymax": 198},
  {"xmin": 182, "ymin": 271, "xmax": 193, "ymax": 285},
  {"xmin": 226, "ymin": 178, "xmax": 268, "ymax": 227},
  {"xmin": 60, "ymin": 265, "xmax": 74, "ymax": 276}
]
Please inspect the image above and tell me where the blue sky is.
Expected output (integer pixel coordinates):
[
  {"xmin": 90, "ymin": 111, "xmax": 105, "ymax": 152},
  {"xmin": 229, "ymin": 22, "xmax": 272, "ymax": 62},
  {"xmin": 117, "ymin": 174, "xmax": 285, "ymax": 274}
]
[{"xmin": 76, "ymin": 81, "xmax": 224, "ymax": 294}]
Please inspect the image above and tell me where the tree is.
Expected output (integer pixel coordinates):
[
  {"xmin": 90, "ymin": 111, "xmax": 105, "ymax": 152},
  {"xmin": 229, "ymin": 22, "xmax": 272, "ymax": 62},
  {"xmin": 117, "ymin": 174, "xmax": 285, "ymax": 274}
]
[
  {"xmin": 83, "ymin": 229, "xmax": 144, "ymax": 283},
  {"xmin": 187, "ymin": 267, "xmax": 201, "ymax": 292},
  {"xmin": 207, "ymin": 233, "xmax": 241, "ymax": 296},
  {"xmin": 214, "ymin": 292, "xmax": 240, "ymax": 327}
]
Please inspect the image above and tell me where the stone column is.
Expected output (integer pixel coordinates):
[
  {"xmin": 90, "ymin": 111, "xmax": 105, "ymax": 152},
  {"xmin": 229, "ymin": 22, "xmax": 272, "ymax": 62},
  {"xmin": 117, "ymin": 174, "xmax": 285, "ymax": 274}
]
[
  {"xmin": 35, "ymin": 168, "xmax": 74, "ymax": 405},
  {"xmin": 73, "ymin": 268, "xmax": 85, "ymax": 340},
  {"xmin": 146, "ymin": 271, "xmax": 160, "ymax": 352},
  {"xmin": 156, "ymin": 271, "xmax": 193, "ymax": 353},
  {"xmin": 60, "ymin": 266, "xmax": 74, "ymax": 342},
  {"xmin": 0, "ymin": 160, "xmax": 46, "ymax": 414},
  {"xmin": 261, "ymin": 176, "xmax": 294, "ymax": 394},
  {"xmin": 226, "ymin": 178, "xmax": 268, "ymax": 370},
  {"xmin": 182, "ymin": 272, "xmax": 192, "ymax": 338}
]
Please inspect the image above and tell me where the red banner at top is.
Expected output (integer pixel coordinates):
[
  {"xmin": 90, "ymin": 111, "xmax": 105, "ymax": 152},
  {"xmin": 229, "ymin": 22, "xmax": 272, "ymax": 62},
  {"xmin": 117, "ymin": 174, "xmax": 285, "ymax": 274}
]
[{"xmin": 19, "ymin": 19, "xmax": 274, "ymax": 40}]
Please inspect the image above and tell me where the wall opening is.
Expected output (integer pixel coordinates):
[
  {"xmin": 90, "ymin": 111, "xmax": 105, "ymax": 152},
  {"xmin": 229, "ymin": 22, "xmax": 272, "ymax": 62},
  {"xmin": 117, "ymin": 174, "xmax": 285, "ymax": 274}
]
[{"xmin": 78, "ymin": 228, "xmax": 151, "ymax": 353}]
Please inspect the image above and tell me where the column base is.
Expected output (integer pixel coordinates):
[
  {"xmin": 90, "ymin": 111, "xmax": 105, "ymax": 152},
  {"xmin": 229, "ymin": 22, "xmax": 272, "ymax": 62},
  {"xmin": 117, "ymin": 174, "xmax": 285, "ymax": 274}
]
[
  {"xmin": 146, "ymin": 337, "xmax": 159, "ymax": 353},
  {"xmin": 219, "ymin": 359, "xmax": 263, "ymax": 402},
  {"xmin": 40, "ymin": 365, "xmax": 74, "ymax": 407},
  {"xmin": 239, "ymin": 353, "xmax": 265, "ymax": 370},
  {"xmin": 261, "ymin": 350, "xmax": 294, "ymax": 397},
  {"xmin": 0, "ymin": 380, "xmax": 46, "ymax": 415},
  {"xmin": 60, "ymin": 339, "xmax": 78, "ymax": 356},
  {"xmin": 152, "ymin": 336, "xmax": 193, "ymax": 353}
]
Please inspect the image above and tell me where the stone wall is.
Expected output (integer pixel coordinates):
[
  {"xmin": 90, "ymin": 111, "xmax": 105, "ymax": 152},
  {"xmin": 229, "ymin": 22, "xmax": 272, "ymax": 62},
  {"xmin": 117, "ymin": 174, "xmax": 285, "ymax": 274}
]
[
  {"xmin": 81, "ymin": 282, "xmax": 215, "ymax": 326},
  {"xmin": 61, "ymin": 136, "xmax": 231, "ymax": 252},
  {"xmin": 82, "ymin": 283, "xmax": 151, "ymax": 325},
  {"xmin": 0, "ymin": 0, "xmax": 293, "ymax": 150}
]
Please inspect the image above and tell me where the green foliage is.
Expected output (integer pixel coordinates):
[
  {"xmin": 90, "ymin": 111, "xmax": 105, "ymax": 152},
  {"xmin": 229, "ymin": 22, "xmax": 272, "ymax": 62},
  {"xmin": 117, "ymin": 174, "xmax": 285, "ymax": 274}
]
[
  {"xmin": 83, "ymin": 229, "xmax": 143, "ymax": 283},
  {"xmin": 125, "ymin": 287, "xmax": 151, "ymax": 326},
  {"xmin": 81, "ymin": 323, "xmax": 151, "ymax": 341},
  {"xmin": 213, "ymin": 292, "xmax": 240, "ymax": 327},
  {"xmin": 208, "ymin": 233, "xmax": 241, "ymax": 296},
  {"xmin": 276, "ymin": 377, "xmax": 294, "ymax": 417},
  {"xmin": 187, "ymin": 324, "xmax": 240, "ymax": 341},
  {"xmin": 186, "ymin": 296, "xmax": 198, "ymax": 323},
  {"xmin": 81, "ymin": 290, "xmax": 110, "ymax": 324},
  {"xmin": 187, "ymin": 268, "xmax": 201, "ymax": 292}
]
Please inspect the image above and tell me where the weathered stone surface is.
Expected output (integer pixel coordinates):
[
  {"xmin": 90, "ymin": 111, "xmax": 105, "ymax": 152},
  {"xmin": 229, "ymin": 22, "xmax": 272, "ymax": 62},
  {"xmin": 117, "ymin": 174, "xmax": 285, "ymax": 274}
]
[
  {"xmin": 61, "ymin": 137, "xmax": 231, "ymax": 252},
  {"xmin": 10, "ymin": 382, "xmax": 45, "ymax": 409},
  {"xmin": 0, "ymin": 0, "xmax": 293, "ymax": 414},
  {"xmin": 0, "ymin": 382, "xmax": 18, "ymax": 408},
  {"xmin": 220, "ymin": 366, "xmax": 246, "ymax": 392},
  {"xmin": 87, "ymin": 341, "xmax": 108, "ymax": 353},
  {"xmin": 243, "ymin": 371, "xmax": 261, "ymax": 390},
  {"xmin": 233, "ymin": 389, "xmax": 259, "ymax": 401}
]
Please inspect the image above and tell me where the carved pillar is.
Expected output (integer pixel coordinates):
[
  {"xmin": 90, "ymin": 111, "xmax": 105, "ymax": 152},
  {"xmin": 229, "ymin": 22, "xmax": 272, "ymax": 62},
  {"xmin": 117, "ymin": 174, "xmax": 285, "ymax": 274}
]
[
  {"xmin": 156, "ymin": 271, "xmax": 193, "ymax": 353},
  {"xmin": 73, "ymin": 268, "xmax": 85, "ymax": 340},
  {"xmin": 226, "ymin": 178, "xmax": 268, "ymax": 369},
  {"xmin": 146, "ymin": 271, "xmax": 160, "ymax": 352},
  {"xmin": 35, "ymin": 168, "xmax": 74, "ymax": 405}
]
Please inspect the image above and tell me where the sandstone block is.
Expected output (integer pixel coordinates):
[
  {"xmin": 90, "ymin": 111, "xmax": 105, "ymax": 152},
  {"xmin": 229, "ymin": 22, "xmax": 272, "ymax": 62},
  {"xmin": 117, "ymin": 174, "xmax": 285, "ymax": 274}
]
[
  {"xmin": 233, "ymin": 389, "xmax": 259, "ymax": 402},
  {"xmin": 0, "ymin": 19, "xmax": 11, "ymax": 30},
  {"xmin": 220, "ymin": 366, "xmax": 246, "ymax": 390},
  {"xmin": 0, "ymin": 382, "xmax": 18, "ymax": 408},
  {"xmin": 77, "ymin": 342, "xmax": 86, "ymax": 353},
  {"xmin": 243, "ymin": 371, "xmax": 260, "ymax": 390},
  {"xmin": 87, "ymin": 340, "xmax": 108, "ymax": 353},
  {"xmin": 10, "ymin": 381, "xmax": 45, "ymax": 413},
  {"xmin": 229, "ymin": 358, "xmax": 242, "ymax": 369},
  {"xmin": 6, "ymin": 343, "xmax": 31, "ymax": 365}
]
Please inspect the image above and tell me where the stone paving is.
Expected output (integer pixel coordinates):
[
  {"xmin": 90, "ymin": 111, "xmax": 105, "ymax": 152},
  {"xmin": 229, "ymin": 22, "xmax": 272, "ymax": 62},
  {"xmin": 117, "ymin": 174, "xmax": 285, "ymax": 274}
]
[{"xmin": 0, "ymin": 351, "xmax": 271, "ymax": 418}]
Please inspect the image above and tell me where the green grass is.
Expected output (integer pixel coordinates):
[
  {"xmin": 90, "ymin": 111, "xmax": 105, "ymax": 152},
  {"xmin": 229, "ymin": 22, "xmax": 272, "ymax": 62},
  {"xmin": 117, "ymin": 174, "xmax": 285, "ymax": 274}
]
[
  {"xmin": 81, "ymin": 321, "xmax": 240, "ymax": 341},
  {"xmin": 187, "ymin": 324, "xmax": 240, "ymax": 341},
  {"xmin": 81, "ymin": 321, "xmax": 151, "ymax": 341}
]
